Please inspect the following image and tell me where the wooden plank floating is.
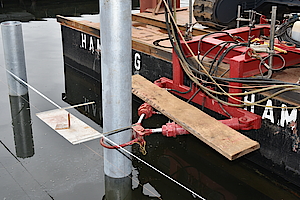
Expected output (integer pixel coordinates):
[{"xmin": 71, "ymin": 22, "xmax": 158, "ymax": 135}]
[
  {"xmin": 132, "ymin": 74, "xmax": 260, "ymax": 160},
  {"xmin": 36, "ymin": 109, "xmax": 101, "ymax": 145}
]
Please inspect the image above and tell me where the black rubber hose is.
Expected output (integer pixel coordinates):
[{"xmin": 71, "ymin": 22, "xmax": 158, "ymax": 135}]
[
  {"xmin": 164, "ymin": 2, "xmax": 299, "ymax": 86},
  {"xmin": 276, "ymin": 17, "xmax": 300, "ymax": 48}
]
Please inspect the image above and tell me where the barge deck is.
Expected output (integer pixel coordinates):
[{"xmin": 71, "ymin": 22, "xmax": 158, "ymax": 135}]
[{"xmin": 57, "ymin": 8, "xmax": 300, "ymax": 188}]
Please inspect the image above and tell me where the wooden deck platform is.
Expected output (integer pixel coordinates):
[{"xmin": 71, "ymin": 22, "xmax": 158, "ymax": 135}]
[
  {"xmin": 57, "ymin": 9, "xmax": 230, "ymax": 70},
  {"xmin": 132, "ymin": 8, "xmax": 214, "ymax": 36},
  {"xmin": 132, "ymin": 74, "xmax": 260, "ymax": 160},
  {"xmin": 57, "ymin": 9, "xmax": 300, "ymax": 87}
]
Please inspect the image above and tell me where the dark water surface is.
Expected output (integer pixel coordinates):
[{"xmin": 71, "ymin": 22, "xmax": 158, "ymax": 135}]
[
  {"xmin": 0, "ymin": 17, "xmax": 106, "ymax": 199},
  {"xmin": 0, "ymin": 1, "xmax": 300, "ymax": 200}
]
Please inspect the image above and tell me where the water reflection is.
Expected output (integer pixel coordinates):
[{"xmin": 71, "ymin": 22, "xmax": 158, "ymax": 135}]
[
  {"xmin": 104, "ymin": 173, "xmax": 163, "ymax": 199},
  {"xmin": 9, "ymin": 93, "xmax": 34, "ymax": 158},
  {"xmin": 132, "ymin": 133, "xmax": 300, "ymax": 200},
  {"xmin": 57, "ymin": 4, "xmax": 300, "ymax": 199},
  {"xmin": 104, "ymin": 175, "xmax": 132, "ymax": 200},
  {"xmin": 63, "ymin": 65, "xmax": 102, "ymax": 125},
  {"xmin": 62, "ymin": 56, "xmax": 300, "ymax": 200}
]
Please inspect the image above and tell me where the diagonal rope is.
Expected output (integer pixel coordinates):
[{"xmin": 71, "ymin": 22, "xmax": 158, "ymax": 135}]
[
  {"xmin": 5, "ymin": 69, "xmax": 62, "ymax": 109},
  {"xmin": 1, "ymin": 69, "xmax": 206, "ymax": 199},
  {"xmin": 0, "ymin": 71, "xmax": 162, "ymax": 199}
]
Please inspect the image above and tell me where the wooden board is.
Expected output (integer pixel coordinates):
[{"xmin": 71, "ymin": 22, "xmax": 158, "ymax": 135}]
[
  {"xmin": 36, "ymin": 109, "xmax": 102, "ymax": 145},
  {"xmin": 132, "ymin": 74, "xmax": 260, "ymax": 160},
  {"xmin": 57, "ymin": 15, "xmax": 100, "ymax": 37},
  {"xmin": 132, "ymin": 8, "xmax": 214, "ymax": 36}
]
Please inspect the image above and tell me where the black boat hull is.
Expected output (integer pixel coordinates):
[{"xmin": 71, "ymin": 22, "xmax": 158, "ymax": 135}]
[{"xmin": 60, "ymin": 21, "xmax": 300, "ymax": 188}]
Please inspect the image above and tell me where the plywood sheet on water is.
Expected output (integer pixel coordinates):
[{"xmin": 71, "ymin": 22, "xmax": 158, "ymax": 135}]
[
  {"xmin": 36, "ymin": 109, "xmax": 101, "ymax": 144},
  {"xmin": 132, "ymin": 74, "xmax": 260, "ymax": 160}
]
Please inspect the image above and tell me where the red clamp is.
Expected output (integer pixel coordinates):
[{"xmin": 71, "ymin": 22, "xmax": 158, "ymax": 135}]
[
  {"xmin": 132, "ymin": 123, "xmax": 153, "ymax": 137},
  {"xmin": 100, "ymin": 135, "xmax": 143, "ymax": 149},
  {"xmin": 162, "ymin": 122, "xmax": 189, "ymax": 137},
  {"xmin": 138, "ymin": 103, "xmax": 157, "ymax": 119},
  {"xmin": 99, "ymin": 123, "xmax": 152, "ymax": 155},
  {"xmin": 220, "ymin": 109, "xmax": 261, "ymax": 130},
  {"xmin": 100, "ymin": 104, "xmax": 190, "ymax": 154},
  {"xmin": 259, "ymin": 15, "xmax": 268, "ymax": 24}
]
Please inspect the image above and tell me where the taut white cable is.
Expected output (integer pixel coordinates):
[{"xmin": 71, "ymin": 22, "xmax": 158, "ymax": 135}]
[
  {"xmin": 102, "ymin": 136, "xmax": 206, "ymax": 200},
  {"xmin": 6, "ymin": 69, "xmax": 62, "ymax": 109},
  {"xmin": 6, "ymin": 68, "xmax": 206, "ymax": 200}
]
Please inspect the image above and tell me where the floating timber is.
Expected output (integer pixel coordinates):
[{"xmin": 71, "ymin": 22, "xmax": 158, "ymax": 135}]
[
  {"xmin": 36, "ymin": 109, "xmax": 101, "ymax": 144},
  {"xmin": 57, "ymin": 7, "xmax": 300, "ymax": 187},
  {"xmin": 132, "ymin": 74, "xmax": 260, "ymax": 160}
]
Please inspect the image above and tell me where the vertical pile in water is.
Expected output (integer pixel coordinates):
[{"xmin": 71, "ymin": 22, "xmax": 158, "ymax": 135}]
[
  {"xmin": 1, "ymin": 21, "xmax": 28, "ymax": 96},
  {"xmin": 1, "ymin": 21, "xmax": 34, "ymax": 158},
  {"xmin": 100, "ymin": 0, "xmax": 132, "ymax": 178}
]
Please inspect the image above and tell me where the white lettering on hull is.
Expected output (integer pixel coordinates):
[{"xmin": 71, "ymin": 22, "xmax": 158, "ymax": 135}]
[
  {"xmin": 262, "ymin": 100, "xmax": 274, "ymax": 123},
  {"xmin": 83, "ymin": 96, "xmax": 99, "ymax": 118},
  {"xmin": 244, "ymin": 94, "xmax": 298, "ymax": 127},
  {"xmin": 79, "ymin": 32, "xmax": 298, "ymax": 130},
  {"xmin": 280, "ymin": 104, "xmax": 297, "ymax": 127},
  {"xmin": 134, "ymin": 52, "xmax": 141, "ymax": 71},
  {"xmin": 80, "ymin": 33, "xmax": 101, "ymax": 55}
]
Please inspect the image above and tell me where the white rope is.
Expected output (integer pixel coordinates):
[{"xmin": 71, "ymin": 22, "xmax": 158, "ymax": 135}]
[
  {"xmin": 102, "ymin": 136, "xmax": 206, "ymax": 200},
  {"xmin": 6, "ymin": 69, "xmax": 62, "ymax": 109},
  {"xmin": 6, "ymin": 69, "xmax": 206, "ymax": 200}
]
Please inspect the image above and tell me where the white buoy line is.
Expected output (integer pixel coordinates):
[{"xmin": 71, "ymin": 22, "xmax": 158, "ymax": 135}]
[{"xmin": 3, "ymin": 68, "xmax": 206, "ymax": 200}]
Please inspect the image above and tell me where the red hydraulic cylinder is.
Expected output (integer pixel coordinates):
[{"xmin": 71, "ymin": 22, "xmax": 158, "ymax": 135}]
[{"xmin": 162, "ymin": 122, "xmax": 189, "ymax": 137}]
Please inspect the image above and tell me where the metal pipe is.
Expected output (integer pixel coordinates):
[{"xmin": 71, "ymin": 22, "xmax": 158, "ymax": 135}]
[
  {"xmin": 189, "ymin": 0, "xmax": 193, "ymax": 25},
  {"xmin": 9, "ymin": 94, "xmax": 34, "ymax": 158},
  {"xmin": 100, "ymin": 0, "xmax": 132, "ymax": 178},
  {"xmin": 173, "ymin": 0, "xmax": 177, "ymax": 23},
  {"xmin": 1, "ymin": 21, "xmax": 28, "ymax": 96},
  {"xmin": 269, "ymin": 6, "xmax": 277, "ymax": 52},
  {"xmin": 104, "ymin": 175, "xmax": 132, "ymax": 200},
  {"xmin": 151, "ymin": 128, "xmax": 163, "ymax": 133},
  {"xmin": 137, "ymin": 114, "xmax": 145, "ymax": 124},
  {"xmin": 236, "ymin": 5, "xmax": 241, "ymax": 28},
  {"xmin": 268, "ymin": 6, "xmax": 277, "ymax": 78}
]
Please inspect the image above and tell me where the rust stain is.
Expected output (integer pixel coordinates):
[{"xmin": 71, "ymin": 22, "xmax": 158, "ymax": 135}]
[{"xmin": 289, "ymin": 121, "xmax": 299, "ymax": 152}]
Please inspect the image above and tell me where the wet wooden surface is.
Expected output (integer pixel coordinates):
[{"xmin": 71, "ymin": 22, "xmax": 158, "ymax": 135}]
[
  {"xmin": 272, "ymin": 66, "xmax": 300, "ymax": 85},
  {"xmin": 36, "ymin": 109, "xmax": 101, "ymax": 145},
  {"xmin": 57, "ymin": 10, "xmax": 300, "ymax": 105},
  {"xmin": 132, "ymin": 74, "xmax": 260, "ymax": 160},
  {"xmin": 132, "ymin": 7, "xmax": 214, "ymax": 35}
]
